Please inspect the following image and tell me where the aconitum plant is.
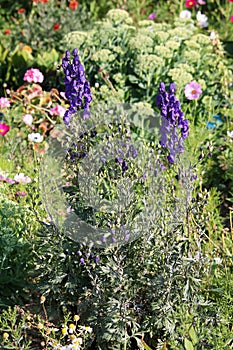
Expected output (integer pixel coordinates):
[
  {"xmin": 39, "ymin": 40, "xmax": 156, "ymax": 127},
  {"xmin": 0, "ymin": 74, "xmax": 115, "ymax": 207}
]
[
  {"xmin": 62, "ymin": 48, "xmax": 92, "ymax": 125},
  {"xmin": 156, "ymin": 82, "xmax": 189, "ymax": 163}
]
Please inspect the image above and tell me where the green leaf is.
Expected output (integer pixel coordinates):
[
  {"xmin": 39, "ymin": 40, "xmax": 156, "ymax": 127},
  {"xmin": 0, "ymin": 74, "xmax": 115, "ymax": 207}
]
[
  {"xmin": 189, "ymin": 326, "xmax": 198, "ymax": 345},
  {"xmin": 184, "ymin": 338, "xmax": 194, "ymax": 350}
]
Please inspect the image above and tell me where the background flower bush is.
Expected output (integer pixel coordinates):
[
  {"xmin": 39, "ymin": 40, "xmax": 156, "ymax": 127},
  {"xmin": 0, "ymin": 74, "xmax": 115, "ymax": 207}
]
[{"xmin": 63, "ymin": 10, "xmax": 232, "ymax": 128}]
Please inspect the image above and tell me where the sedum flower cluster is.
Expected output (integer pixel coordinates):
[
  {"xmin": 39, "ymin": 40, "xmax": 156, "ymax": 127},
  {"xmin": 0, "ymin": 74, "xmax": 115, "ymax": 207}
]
[{"xmin": 156, "ymin": 82, "xmax": 189, "ymax": 163}]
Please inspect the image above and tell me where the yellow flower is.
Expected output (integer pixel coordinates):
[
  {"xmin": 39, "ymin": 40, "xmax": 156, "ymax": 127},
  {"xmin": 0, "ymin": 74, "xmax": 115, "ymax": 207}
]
[
  {"xmin": 70, "ymin": 334, "xmax": 76, "ymax": 341},
  {"xmin": 74, "ymin": 315, "xmax": 80, "ymax": 322},
  {"xmin": 61, "ymin": 327, "xmax": 67, "ymax": 335},
  {"xmin": 37, "ymin": 323, "xmax": 43, "ymax": 330},
  {"xmin": 82, "ymin": 326, "xmax": 92, "ymax": 333},
  {"xmin": 69, "ymin": 323, "xmax": 76, "ymax": 334},
  {"xmin": 74, "ymin": 337, "xmax": 83, "ymax": 345},
  {"xmin": 46, "ymin": 328, "xmax": 51, "ymax": 335},
  {"xmin": 3, "ymin": 332, "xmax": 9, "ymax": 340}
]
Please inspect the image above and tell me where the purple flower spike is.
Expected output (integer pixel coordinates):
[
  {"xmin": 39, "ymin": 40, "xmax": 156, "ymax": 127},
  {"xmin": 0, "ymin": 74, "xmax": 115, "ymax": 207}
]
[
  {"xmin": 156, "ymin": 82, "xmax": 189, "ymax": 163},
  {"xmin": 62, "ymin": 48, "xmax": 92, "ymax": 125}
]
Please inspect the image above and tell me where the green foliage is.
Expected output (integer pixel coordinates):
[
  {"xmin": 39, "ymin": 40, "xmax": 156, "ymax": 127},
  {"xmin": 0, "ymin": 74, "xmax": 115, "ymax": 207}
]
[
  {"xmin": 168, "ymin": 257, "xmax": 233, "ymax": 350},
  {"xmin": 63, "ymin": 10, "xmax": 232, "ymax": 127},
  {"xmin": 0, "ymin": 195, "xmax": 35, "ymax": 307},
  {"xmin": 0, "ymin": 2, "xmax": 232, "ymax": 349},
  {"xmin": 33, "ymin": 154, "xmax": 225, "ymax": 349},
  {"xmin": 0, "ymin": 306, "xmax": 32, "ymax": 349}
]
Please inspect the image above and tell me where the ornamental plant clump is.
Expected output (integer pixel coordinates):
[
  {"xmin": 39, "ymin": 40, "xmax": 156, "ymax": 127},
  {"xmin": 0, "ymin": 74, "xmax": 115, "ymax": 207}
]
[{"xmin": 36, "ymin": 46, "xmax": 220, "ymax": 350}]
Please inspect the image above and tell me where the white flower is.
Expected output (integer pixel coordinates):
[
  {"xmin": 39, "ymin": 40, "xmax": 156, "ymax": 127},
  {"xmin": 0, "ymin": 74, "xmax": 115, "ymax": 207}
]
[
  {"xmin": 179, "ymin": 10, "xmax": 192, "ymax": 19},
  {"xmin": 196, "ymin": 11, "xmax": 208, "ymax": 28},
  {"xmin": 210, "ymin": 30, "xmax": 216, "ymax": 41},
  {"xmin": 213, "ymin": 257, "xmax": 222, "ymax": 265},
  {"xmin": 68, "ymin": 323, "xmax": 76, "ymax": 334},
  {"xmin": 80, "ymin": 325, "xmax": 92, "ymax": 333},
  {"xmin": 22, "ymin": 114, "xmax": 33, "ymax": 125},
  {"xmin": 227, "ymin": 130, "xmax": 233, "ymax": 139},
  {"xmin": 28, "ymin": 132, "xmax": 43, "ymax": 143},
  {"xmin": 14, "ymin": 173, "xmax": 32, "ymax": 184},
  {"xmin": 72, "ymin": 337, "xmax": 83, "ymax": 345}
]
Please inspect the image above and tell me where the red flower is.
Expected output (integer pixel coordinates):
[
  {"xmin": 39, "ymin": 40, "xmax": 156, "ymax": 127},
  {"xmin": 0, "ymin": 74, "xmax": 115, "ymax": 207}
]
[
  {"xmin": 53, "ymin": 23, "xmax": 60, "ymax": 30},
  {"xmin": 20, "ymin": 30, "xmax": 24, "ymax": 35},
  {"xmin": 33, "ymin": 0, "xmax": 40, "ymax": 2},
  {"xmin": 69, "ymin": 0, "xmax": 78, "ymax": 10},
  {"xmin": 0, "ymin": 123, "xmax": 10, "ymax": 136},
  {"xmin": 228, "ymin": 0, "xmax": 233, "ymax": 2},
  {"xmin": 4, "ymin": 29, "xmax": 11, "ymax": 35},
  {"xmin": 41, "ymin": 0, "xmax": 49, "ymax": 2},
  {"xmin": 185, "ymin": 0, "xmax": 197, "ymax": 8},
  {"xmin": 18, "ymin": 8, "xmax": 26, "ymax": 13},
  {"xmin": 230, "ymin": 16, "xmax": 233, "ymax": 22}
]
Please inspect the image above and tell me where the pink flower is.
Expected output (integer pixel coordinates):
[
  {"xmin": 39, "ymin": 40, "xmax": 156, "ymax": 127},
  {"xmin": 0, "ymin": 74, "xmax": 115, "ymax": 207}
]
[
  {"xmin": 22, "ymin": 114, "xmax": 34, "ymax": 125},
  {"xmin": 50, "ymin": 105, "xmax": 66, "ymax": 117},
  {"xmin": 5, "ymin": 177, "xmax": 15, "ymax": 184},
  {"xmin": 184, "ymin": 81, "xmax": 202, "ymax": 100},
  {"xmin": 198, "ymin": 0, "xmax": 206, "ymax": 4},
  {"xmin": 185, "ymin": 0, "xmax": 197, "ymax": 8},
  {"xmin": 0, "ymin": 97, "xmax": 10, "ymax": 108},
  {"xmin": 228, "ymin": 0, "xmax": 233, "ymax": 2},
  {"xmin": 23, "ymin": 68, "xmax": 44, "ymax": 83},
  {"xmin": 0, "ymin": 123, "xmax": 10, "ymax": 135},
  {"xmin": 15, "ymin": 191, "xmax": 27, "ymax": 197},
  {"xmin": 148, "ymin": 13, "xmax": 156, "ymax": 20},
  {"xmin": 230, "ymin": 16, "xmax": 233, "ymax": 22},
  {"xmin": 14, "ymin": 173, "xmax": 32, "ymax": 184}
]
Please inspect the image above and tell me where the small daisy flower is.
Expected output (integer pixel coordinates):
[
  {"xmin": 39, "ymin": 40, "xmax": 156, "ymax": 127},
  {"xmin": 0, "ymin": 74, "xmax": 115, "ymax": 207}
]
[
  {"xmin": 69, "ymin": 323, "xmax": 76, "ymax": 334},
  {"xmin": 28, "ymin": 132, "xmax": 43, "ymax": 143},
  {"xmin": 80, "ymin": 325, "xmax": 92, "ymax": 333},
  {"xmin": 61, "ymin": 327, "xmax": 68, "ymax": 335}
]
